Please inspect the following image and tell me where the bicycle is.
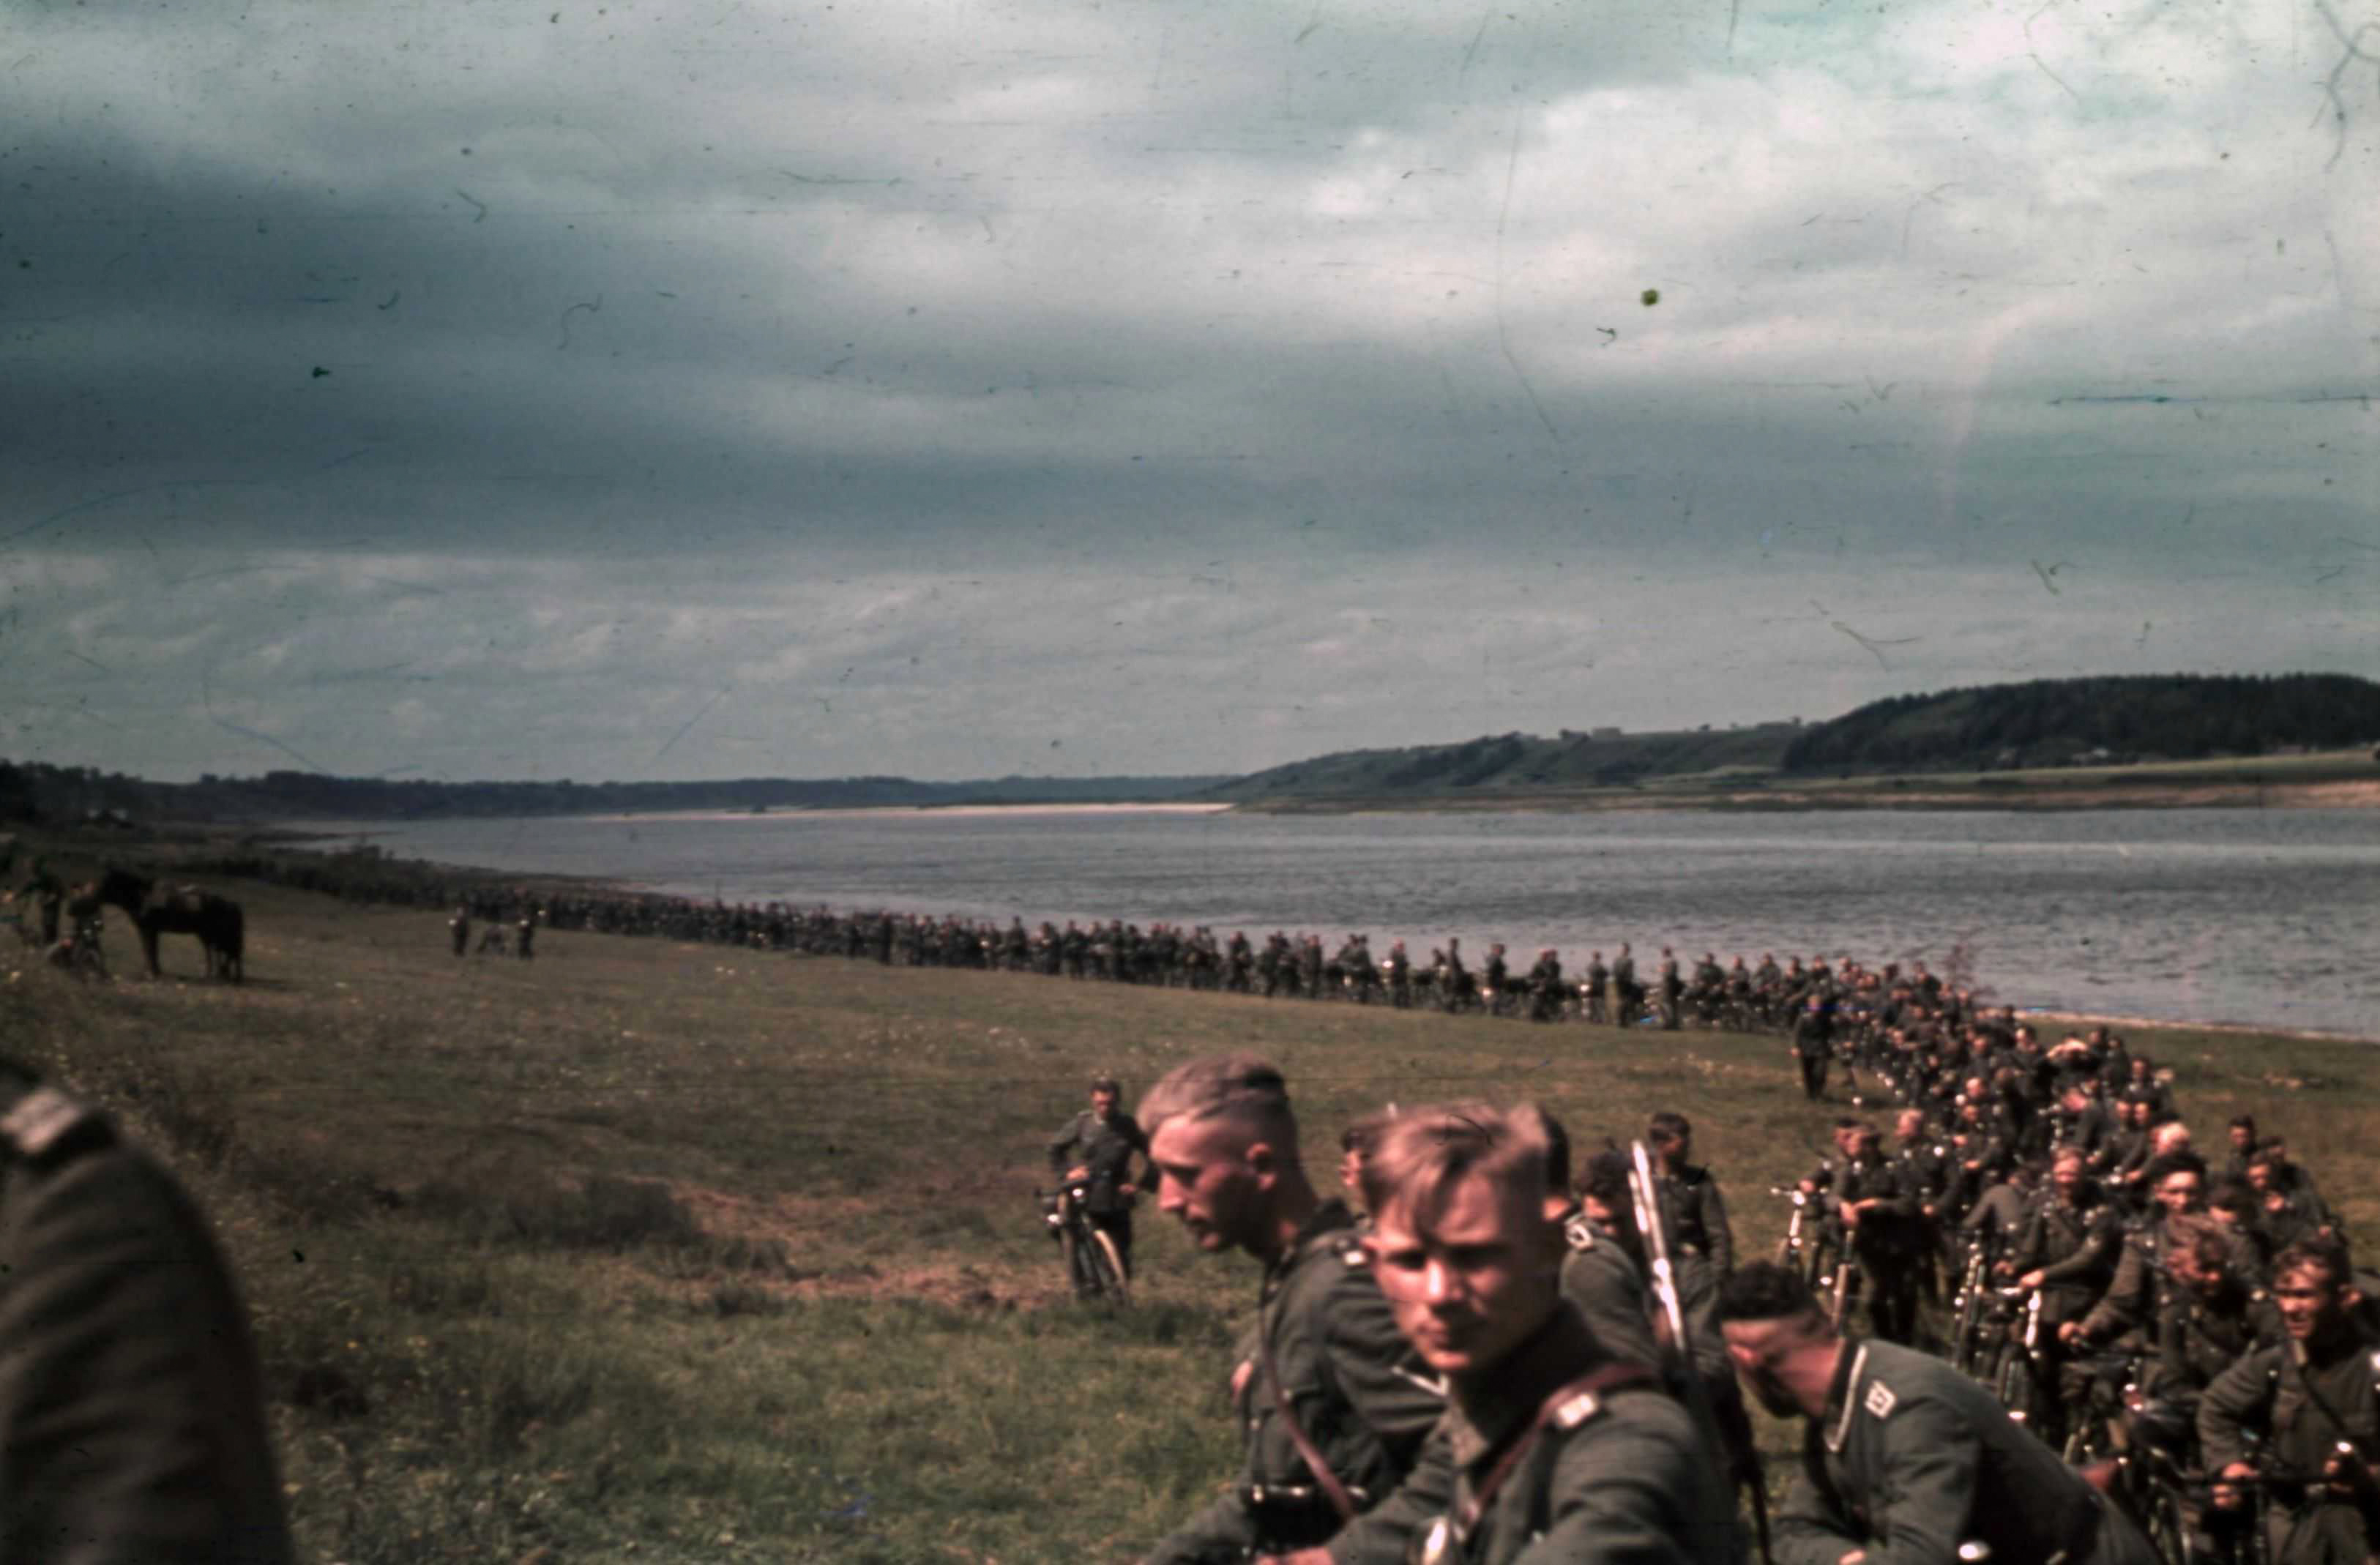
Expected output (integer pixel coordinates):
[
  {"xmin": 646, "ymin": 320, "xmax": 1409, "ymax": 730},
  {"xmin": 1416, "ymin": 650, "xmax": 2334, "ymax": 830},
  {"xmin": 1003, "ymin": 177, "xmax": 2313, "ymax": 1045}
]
[
  {"xmin": 1946, "ymin": 1239, "xmax": 1996, "ymax": 1378},
  {"xmin": 1039, "ymin": 1182, "xmax": 1130, "ymax": 1306},
  {"xmin": 1772, "ymin": 1187, "xmax": 1821, "ymax": 1285},
  {"xmin": 1987, "ymin": 1286, "xmax": 2048, "ymax": 1433}
]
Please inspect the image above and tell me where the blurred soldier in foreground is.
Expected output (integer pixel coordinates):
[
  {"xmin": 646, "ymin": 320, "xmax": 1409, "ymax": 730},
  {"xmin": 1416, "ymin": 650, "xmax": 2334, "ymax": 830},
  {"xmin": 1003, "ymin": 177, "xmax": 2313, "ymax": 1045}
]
[
  {"xmin": 1719, "ymin": 1260, "xmax": 2156, "ymax": 1565},
  {"xmin": 1278, "ymin": 1102, "xmax": 1736, "ymax": 1565},
  {"xmin": 0, "ymin": 1058, "xmax": 292, "ymax": 1564},
  {"xmin": 1138, "ymin": 1056, "xmax": 1442, "ymax": 1565}
]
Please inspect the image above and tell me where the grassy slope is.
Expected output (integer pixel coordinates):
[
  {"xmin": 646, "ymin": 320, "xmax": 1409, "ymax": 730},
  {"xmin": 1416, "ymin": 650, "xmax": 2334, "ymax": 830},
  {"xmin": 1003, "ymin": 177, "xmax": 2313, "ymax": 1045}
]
[{"xmin": 5, "ymin": 878, "xmax": 2376, "ymax": 1563}]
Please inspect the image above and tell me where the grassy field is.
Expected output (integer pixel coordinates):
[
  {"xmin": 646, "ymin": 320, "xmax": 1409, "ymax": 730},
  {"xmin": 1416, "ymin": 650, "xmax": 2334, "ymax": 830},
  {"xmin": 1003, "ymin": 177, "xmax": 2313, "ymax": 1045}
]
[{"xmin": 5, "ymin": 866, "xmax": 2376, "ymax": 1563}]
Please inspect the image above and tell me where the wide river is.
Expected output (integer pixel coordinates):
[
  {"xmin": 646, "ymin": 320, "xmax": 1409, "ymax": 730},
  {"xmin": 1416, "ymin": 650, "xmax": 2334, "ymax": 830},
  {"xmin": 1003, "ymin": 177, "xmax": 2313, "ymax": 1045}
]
[{"xmin": 333, "ymin": 806, "xmax": 2379, "ymax": 1039}]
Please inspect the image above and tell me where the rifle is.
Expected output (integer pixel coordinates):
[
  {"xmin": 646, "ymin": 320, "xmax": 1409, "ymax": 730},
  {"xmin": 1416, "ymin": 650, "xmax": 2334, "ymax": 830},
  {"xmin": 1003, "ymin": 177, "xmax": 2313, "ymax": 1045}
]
[{"xmin": 1629, "ymin": 1142, "xmax": 1772, "ymax": 1565}]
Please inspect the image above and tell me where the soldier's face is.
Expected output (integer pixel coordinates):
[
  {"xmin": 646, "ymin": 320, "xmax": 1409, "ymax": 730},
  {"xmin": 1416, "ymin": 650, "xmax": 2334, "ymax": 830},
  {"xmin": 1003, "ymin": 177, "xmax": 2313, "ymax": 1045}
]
[
  {"xmin": 2167, "ymin": 1247, "xmax": 2217, "ymax": 1299},
  {"xmin": 1149, "ymin": 1115, "xmax": 1266, "ymax": 1255},
  {"xmin": 1721, "ymin": 1319, "xmax": 1810, "ymax": 1419},
  {"xmin": 1089, "ymin": 1088, "xmax": 1117, "ymax": 1118},
  {"xmin": 2272, "ymin": 1265, "xmax": 2345, "ymax": 1342},
  {"xmin": 1368, "ymin": 1171, "xmax": 1558, "ymax": 1381},
  {"xmin": 2152, "ymin": 1172, "xmax": 2202, "ymax": 1215}
]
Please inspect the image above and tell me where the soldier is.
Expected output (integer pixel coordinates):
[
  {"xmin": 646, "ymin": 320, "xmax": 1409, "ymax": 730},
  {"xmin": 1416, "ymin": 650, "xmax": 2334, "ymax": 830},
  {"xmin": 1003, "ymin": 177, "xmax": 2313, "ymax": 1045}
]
[
  {"xmin": 1582, "ymin": 951, "xmax": 1608, "ymax": 1025},
  {"xmin": 0, "ymin": 1058, "xmax": 294, "ymax": 1564},
  {"xmin": 2006, "ymin": 1144, "xmax": 2125, "ymax": 1443},
  {"xmin": 1647, "ymin": 1111, "xmax": 1735, "ymax": 1278},
  {"xmin": 1832, "ymin": 1124, "xmax": 1926, "ymax": 1345},
  {"xmin": 1718, "ymin": 1261, "xmax": 2159, "ymax": 1565},
  {"xmin": 516, "ymin": 907, "xmax": 537, "ymax": 960},
  {"xmin": 1790, "ymin": 994, "xmax": 1832, "ymax": 1101},
  {"xmin": 1048, "ymin": 1075, "xmax": 1152, "ymax": 1284},
  {"xmin": 2247, "ymin": 1146, "xmax": 2336, "ymax": 1252},
  {"xmin": 1657, "ymin": 947, "xmax": 1683, "ymax": 1031},
  {"xmin": 2149, "ymin": 1219, "xmax": 2280, "ymax": 1414},
  {"xmin": 449, "ymin": 903, "xmax": 470, "ymax": 957},
  {"xmin": 1286, "ymin": 1103, "xmax": 1738, "ymax": 1565},
  {"xmin": 2067, "ymin": 1151, "xmax": 2242, "ymax": 1353},
  {"xmin": 1609, "ymin": 944, "xmax": 1639, "ymax": 1028},
  {"xmin": 1524, "ymin": 948, "xmax": 1564, "ymax": 1023},
  {"xmin": 1138, "ymin": 1056, "xmax": 1443, "ymax": 1564},
  {"xmin": 2199, "ymin": 1238, "xmax": 2380, "ymax": 1565},
  {"xmin": 1481, "ymin": 943, "xmax": 1510, "ymax": 1017},
  {"xmin": 1553, "ymin": 1145, "xmax": 1665, "ymax": 1372}
]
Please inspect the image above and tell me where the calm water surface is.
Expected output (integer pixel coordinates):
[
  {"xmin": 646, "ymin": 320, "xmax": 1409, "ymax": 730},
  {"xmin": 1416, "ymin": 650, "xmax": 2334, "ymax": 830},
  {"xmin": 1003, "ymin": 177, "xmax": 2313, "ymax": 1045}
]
[{"xmin": 335, "ymin": 807, "xmax": 2380, "ymax": 1038}]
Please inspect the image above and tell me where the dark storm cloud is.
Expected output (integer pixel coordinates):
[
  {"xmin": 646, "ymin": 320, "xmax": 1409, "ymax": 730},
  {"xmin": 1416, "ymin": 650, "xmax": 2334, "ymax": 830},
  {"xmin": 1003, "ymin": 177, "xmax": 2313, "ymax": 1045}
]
[{"xmin": 1, "ymin": 0, "xmax": 2371, "ymax": 780}]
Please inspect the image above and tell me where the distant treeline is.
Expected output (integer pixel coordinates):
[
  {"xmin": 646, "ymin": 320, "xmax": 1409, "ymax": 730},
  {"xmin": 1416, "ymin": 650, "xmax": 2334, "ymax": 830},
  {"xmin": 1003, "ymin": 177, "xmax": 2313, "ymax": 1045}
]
[
  {"xmin": 1210, "ymin": 723, "xmax": 1802, "ymax": 799},
  {"xmin": 0, "ymin": 762, "xmax": 1232, "ymax": 825},
  {"xmin": 1779, "ymin": 673, "xmax": 2380, "ymax": 775}
]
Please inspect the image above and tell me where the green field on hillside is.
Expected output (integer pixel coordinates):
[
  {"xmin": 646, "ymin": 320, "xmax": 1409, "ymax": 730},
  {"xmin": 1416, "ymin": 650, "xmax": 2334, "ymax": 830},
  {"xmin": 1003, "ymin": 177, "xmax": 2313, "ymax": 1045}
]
[{"xmin": 5, "ymin": 874, "xmax": 2374, "ymax": 1562}]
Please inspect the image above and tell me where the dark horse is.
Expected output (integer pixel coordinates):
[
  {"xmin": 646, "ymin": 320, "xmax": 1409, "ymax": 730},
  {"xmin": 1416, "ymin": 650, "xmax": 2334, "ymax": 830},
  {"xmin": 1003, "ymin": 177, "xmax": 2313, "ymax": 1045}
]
[{"xmin": 97, "ymin": 867, "xmax": 245, "ymax": 982}]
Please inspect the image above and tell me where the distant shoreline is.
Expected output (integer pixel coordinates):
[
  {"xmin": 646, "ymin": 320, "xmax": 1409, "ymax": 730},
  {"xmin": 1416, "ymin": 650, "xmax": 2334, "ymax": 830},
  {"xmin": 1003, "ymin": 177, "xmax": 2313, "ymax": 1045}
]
[{"xmin": 1234, "ymin": 777, "xmax": 2380, "ymax": 815}]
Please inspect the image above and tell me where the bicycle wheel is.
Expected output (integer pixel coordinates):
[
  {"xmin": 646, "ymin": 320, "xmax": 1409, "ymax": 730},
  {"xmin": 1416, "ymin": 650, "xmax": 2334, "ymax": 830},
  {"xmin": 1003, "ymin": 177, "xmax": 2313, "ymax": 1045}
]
[
  {"xmin": 2144, "ymin": 1479, "xmax": 2191, "ymax": 1565},
  {"xmin": 1950, "ymin": 1296, "xmax": 1982, "ymax": 1377},
  {"xmin": 1993, "ymin": 1348, "xmax": 2037, "ymax": 1432},
  {"xmin": 1086, "ymin": 1228, "xmax": 1131, "ymax": 1307}
]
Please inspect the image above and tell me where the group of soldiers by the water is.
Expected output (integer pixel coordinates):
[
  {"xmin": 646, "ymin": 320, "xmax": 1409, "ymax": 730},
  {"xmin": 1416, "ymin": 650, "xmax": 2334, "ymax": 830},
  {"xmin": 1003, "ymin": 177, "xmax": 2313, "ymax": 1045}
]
[
  {"xmin": 149, "ymin": 845, "xmax": 1993, "ymax": 1044},
  {"xmin": 1063, "ymin": 1015, "xmax": 2376, "ymax": 1565}
]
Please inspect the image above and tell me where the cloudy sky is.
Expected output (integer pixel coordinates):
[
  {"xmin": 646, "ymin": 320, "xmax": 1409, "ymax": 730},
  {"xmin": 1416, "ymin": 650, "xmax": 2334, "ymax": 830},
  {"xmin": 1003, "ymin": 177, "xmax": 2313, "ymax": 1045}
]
[{"xmin": 3, "ymin": 0, "xmax": 2373, "ymax": 783}]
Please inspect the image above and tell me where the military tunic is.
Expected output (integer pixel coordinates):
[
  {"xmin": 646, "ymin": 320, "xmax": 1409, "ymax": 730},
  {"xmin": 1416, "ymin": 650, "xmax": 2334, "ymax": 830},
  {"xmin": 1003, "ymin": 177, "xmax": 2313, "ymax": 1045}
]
[
  {"xmin": 2198, "ymin": 1329, "xmax": 2380, "ymax": 1565},
  {"xmin": 1146, "ymin": 1201, "xmax": 1444, "ymax": 1565},
  {"xmin": 1656, "ymin": 1165, "xmax": 1735, "ymax": 1278},
  {"xmin": 1047, "ymin": 1108, "xmax": 1150, "ymax": 1216},
  {"xmin": 2150, "ymin": 1282, "xmax": 2279, "ymax": 1407},
  {"xmin": 1325, "ymin": 1306, "xmax": 1738, "ymax": 1565},
  {"xmin": 0, "ymin": 1074, "xmax": 293, "ymax": 1565},
  {"xmin": 1556, "ymin": 1211, "xmax": 1663, "ymax": 1370},
  {"xmin": 1777, "ymin": 1338, "xmax": 2157, "ymax": 1565}
]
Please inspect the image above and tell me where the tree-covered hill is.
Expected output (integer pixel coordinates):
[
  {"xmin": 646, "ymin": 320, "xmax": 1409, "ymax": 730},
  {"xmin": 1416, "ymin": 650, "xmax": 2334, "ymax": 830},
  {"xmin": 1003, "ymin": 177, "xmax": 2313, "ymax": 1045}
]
[
  {"xmin": 1779, "ymin": 673, "xmax": 2380, "ymax": 774},
  {"xmin": 1206, "ymin": 723, "xmax": 1802, "ymax": 799}
]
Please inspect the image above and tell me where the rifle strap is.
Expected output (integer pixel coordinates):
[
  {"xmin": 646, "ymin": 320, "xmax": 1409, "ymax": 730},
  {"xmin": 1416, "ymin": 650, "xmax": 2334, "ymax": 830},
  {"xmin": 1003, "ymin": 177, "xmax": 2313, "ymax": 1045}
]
[
  {"xmin": 1455, "ymin": 1361, "xmax": 1663, "ymax": 1539},
  {"xmin": 1258, "ymin": 1314, "xmax": 1359, "ymax": 1523}
]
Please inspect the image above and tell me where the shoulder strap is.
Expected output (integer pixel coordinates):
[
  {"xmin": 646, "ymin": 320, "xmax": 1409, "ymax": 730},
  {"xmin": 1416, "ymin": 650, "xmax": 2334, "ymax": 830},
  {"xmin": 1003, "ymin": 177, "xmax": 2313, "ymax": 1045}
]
[
  {"xmin": 1456, "ymin": 1361, "xmax": 1663, "ymax": 1538},
  {"xmin": 0, "ymin": 1082, "xmax": 111, "ymax": 1165},
  {"xmin": 1258, "ymin": 1298, "xmax": 1359, "ymax": 1523}
]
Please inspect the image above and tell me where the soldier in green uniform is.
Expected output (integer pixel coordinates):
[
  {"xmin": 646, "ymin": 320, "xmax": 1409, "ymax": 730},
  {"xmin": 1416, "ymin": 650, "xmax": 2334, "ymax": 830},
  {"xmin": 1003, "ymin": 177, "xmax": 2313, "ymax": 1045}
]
[
  {"xmin": 2066, "ymin": 1151, "xmax": 2247, "ymax": 1354},
  {"xmin": 2198, "ymin": 1238, "xmax": 2380, "ymax": 1565},
  {"xmin": 2149, "ymin": 1219, "xmax": 2280, "ymax": 1412},
  {"xmin": 1610, "ymin": 945, "xmax": 1638, "ymax": 1028},
  {"xmin": 1718, "ymin": 1261, "xmax": 2157, "ymax": 1565},
  {"xmin": 1553, "ymin": 1149, "xmax": 1664, "ymax": 1372},
  {"xmin": 0, "ymin": 1058, "xmax": 293, "ymax": 1564},
  {"xmin": 1648, "ymin": 1112, "xmax": 1735, "ymax": 1278},
  {"xmin": 1277, "ymin": 1102, "xmax": 1737, "ymax": 1565},
  {"xmin": 1048, "ymin": 1075, "xmax": 1153, "ymax": 1283},
  {"xmin": 1791, "ymin": 996, "xmax": 1833, "ymax": 1102},
  {"xmin": 1138, "ymin": 1056, "xmax": 1444, "ymax": 1565}
]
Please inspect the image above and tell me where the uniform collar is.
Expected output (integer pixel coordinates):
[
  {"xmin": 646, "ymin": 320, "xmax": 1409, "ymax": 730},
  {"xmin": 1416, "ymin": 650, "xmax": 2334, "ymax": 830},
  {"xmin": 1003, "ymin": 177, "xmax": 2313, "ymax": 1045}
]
[
  {"xmin": 1263, "ymin": 1199, "xmax": 1357, "ymax": 1295},
  {"xmin": 1821, "ymin": 1339, "xmax": 1871, "ymax": 1453},
  {"xmin": 1444, "ymin": 1304, "xmax": 1601, "ymax": 1468}
]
